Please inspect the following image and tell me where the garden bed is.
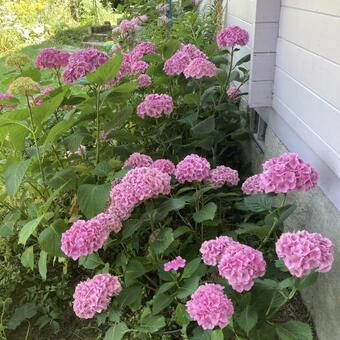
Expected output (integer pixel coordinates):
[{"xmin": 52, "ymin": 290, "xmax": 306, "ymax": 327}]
[{"xmin": 0, "ymin": 1, "xmax": 333, "ymax": 339}]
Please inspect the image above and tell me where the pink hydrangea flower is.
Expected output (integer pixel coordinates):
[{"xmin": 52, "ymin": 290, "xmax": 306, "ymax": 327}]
[
  {"xmin": 217, "ymin": 242, "xmax": 266, "ymax": 292},
  {"xmin": 175, "ymin": 154, "xmax": 210, "ymax": 183},
  {"xmin": 260, "ymin": 153, "xmax": 319, "ymax": 193},
  {"xmin": 186, "ymin": 283, "xmax": 234, "ymax": 330},
  {"xmin": 131, "ymin": 60, "xmax": 149, "ymax": 74},
  {"xmin": 163, "ymin": 44, "xmax": 207, "ymax": 76},
  {"xmin": 227, "ymin": 86, "xmax": 241, "ymax": 102},
  {"xmin": 152, "ymin": 159, "xmax": 176, "ymax": 175},
  {"xmin": 63, "ymin": 48, "xmax": 109, "ymax": 83},
  {"xmin": 179, "ymin": 44, "xmax": 208, "ymax": 60},
  {"xmin": 30, "ymin": 87, "xmax": 54, "ymax": 106},
  {"xmin": 35, "ymin": 48, "xmax": 71, "ymax": 69},
  {"xmin": 163, "ymin": 256, "xmax": 186, "ymax": 272},
  {"xmin": 183, "ymin": 57, "xmax": 217, "ymax": 79},
  {"xmin": 216, "ymin": 26, "xmax": 249, "ymax": 49},
  {"xmin": 136, "ymin": 15, "xmax": 148, "ymax": 23},
  {"xmin": 73, "ymin": 274, "xmax": 121, "ymax": 319},
  {"xmin": 61, "ymin": 218, "xmax": 108, "ymax": 260},
  {"xmin": 276, "ymin": 230, "xmax": 334, "ymax": 277},
  {"xmin": 137, "ymin": 94, "xmax": 173, "ymax": 119},
  {"xmin": 205, "ymin": 166, "xmax": 239, "ymax": 188},
  {"xmin": 131, "ymin": 41, "xmax": 156, "ymax": 59},
  {"xmin": 0, "ymin": 92, "xmax": 17, "ymax": 110},
  {"xmin": 110, "ymin": 167, "xmax": 171, "ymax": 220},
  {"xmin": 119, "ymin": 19, "xmax": 139, "ymax": 37},
  {"xmin": 200, "ymin": 236, "xmax": 236, "ymax": 266},
  {"xmin": 123, "ymin": 152, "xmax": 153, "ymax": 168},
  {"xmin": 163, "ymin": 51, "xmax": 192, "ymax": 75},
  {"xmin": 241, "ymin": 174, "xmax": 264, "ymax": 195},
  {"xmin": 138, "ymin": 74, "xmax": 152, "ymax": 88}
]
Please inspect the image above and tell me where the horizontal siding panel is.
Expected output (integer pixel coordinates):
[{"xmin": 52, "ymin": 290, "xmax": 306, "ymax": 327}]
[
  {"xmin": 272, "ymin": 96, "xmax": 340, "ymax": 179},
  {"xmin": 227, "ymin": 0, "xmax": 256, "ymax": 24},
  {"xmin": 279, "ymin": 7, "xmax": 340, "ymax": 65},
  {"xmin": 282, "ymin": 0, "xmax": 340, "ymax": 17},
  {"xmin": 276, "ymin": 38, "xmax": 340, "ymax": 110},
  {"xmin": 273, "ymin": 68, "xmax": 340, "ymax": 168}
]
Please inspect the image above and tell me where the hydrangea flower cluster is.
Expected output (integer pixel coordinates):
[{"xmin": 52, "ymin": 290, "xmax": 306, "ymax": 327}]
[
  {"xmin": 61, "ymin": 211, "xmax": 122, "ymax": 260},
  {"xmin": 5, "ymin": 52, "xmax": 31, "ymax": 69},
  {"xmin": 73, "ymin": 274, "xmax": 122, "ymax": 319},
  {"xmin": 186, "ymin": 283, "xmax": 234, "ymax": 330},
  {"xmin": 227, "ymin": 86, "xmax": 241, "ymax": 102},
  {"xmin": 217, "ymin": 242, "xmax": 266, "ymax": 292},
  {"xmin": 118, "ymin": 19, "xmax": 139, "ymax": 37},
  {"xmin": 200, "ymin": 236, "xmax": 235, "ymax": 266},
  {"xmin": 63, "ymin": 48, "xmax": 109, "ymax": 83},
  {"xmin": 110, "ymin": 167, "xmax": 171, "ymax": 220},
  {"xmin": 175, "ymin": 154, "xmax": 210, "ymax": 183},
  {"xmin": 123, "ymin": 152, "xmax": 153, "ymax": 168},
  {"xmin": 130, "ymin": 60, "xmax": 149, "ymax": 74},
  {"xmin": 183, "ymin": 57, "xmax": 217, "ymax": 79},
  {"xmin": 163, "ymin": 256, "xmax": 186, "ymax": 272},
  {"xmin": 260, "ymin": 153, "xmax": 319, "ymax": 193},
  {"xmin": 164, "ymin": 44, "xmax": 208, "ymax": 75},
  {"xmin": 138, "ymin": 74, "xmax": 152, "ymax": 88},
  {"xmin": 205, "ymin": 166, "xmax": 239, "ymax": 188},
  {"xmin": 276, "ymin": 230, "xmax": 334, "ymax": 277},
  {"xmin": 131, "ymin": 41, "xmax": 156, "ymax": 59},
  {"xmin": 241, "ymin": 174, "xmax": 264, "ymax": 195},
  {"xmin": 137, "ymin": 94, "xmax": 174, "ymax": 119},
  {"xmin": 35, "ymin": 48, "xmax": 71, "ymax": 69},
  {"xmin": 0, "ymin": 92, "xmax": 17, "ymax": 111},
  {"xmin": 216, "ymin": 25, "xmax": 249, "ymax": 49},
  {"xmin": 8, "ymin": 77, "xmax": 38, "ymax": 96},
  {"xmin": 152, "ymin": 159, "xmax": 176, "ymax": 175}
]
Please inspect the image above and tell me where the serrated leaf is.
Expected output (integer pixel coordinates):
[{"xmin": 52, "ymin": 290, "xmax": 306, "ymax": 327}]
[
  {"xmin": 21, "ymin": 246, "xmax": 34, "ymax": 270},
  {"xmin": 151, "ymin": 228, "xmax": 174, "ymax": 255},
  {"xmin": 193, "ymin": 202, "xmax": 217, "ymax": 223},
  {"xmin": 104, "ymin": 322, "xmax": 129, "ymax": 340},
  {"xmin": 191, "ymin": 115, "xmax": 215, "ymax": 136},
  {"xmin": 152, "ymin": 293, "xmax": 173, "ymax": 315},
  {"xmin": 7, "ymin": 303, "xmax": 37, "ymax": 330},
  {"xmin": 124, "ymin": 259, "xmax": 146, "ymax": 286},
  {"xmin": 78, "ymin": 183, "xmax": 110, "ymax": 219},
  {"xmin": 4, "ymin": 159, "xmax": 31, "ymax": 197},
  {"xmin": 87, "ymin": 53, "xmax": 123, "ymax": 85},
  {"xmin": 237, "ymin": 305, "xmax": 258, "ymax": 335},
  {"xmin": 276, "ymin": 321, "xmax": 313, "ymax": 340},
  {"xmin": 38, "ymin": 250, "xmax": 48, "ymax": 281},
  {"xmin": 19, "ymin": 215, "xmax": 44, "ymax": 245},
  {"xmin": 244, "ymin": 195, "xmax": 272, "ymax": 212},
  {"xmin": 79, "ymin": 253, "xmax": 104, "ymax": 269},
  {"xmin": 182, "ymin": 258, "xmax": 201, "ymax": 279},
  {"xmin": 137, "ymin": 314, "xmax": 165, "ymax": 333}
]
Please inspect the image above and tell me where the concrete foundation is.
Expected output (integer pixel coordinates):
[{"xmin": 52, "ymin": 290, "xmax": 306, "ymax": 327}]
[{"xmin": 249, "ymin": 126, "xmax": 340, "ymax": 340}]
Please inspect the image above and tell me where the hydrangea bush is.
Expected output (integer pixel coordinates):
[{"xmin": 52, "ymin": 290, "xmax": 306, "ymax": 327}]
[{"xmin": 0, "ymin": 1, "xmax": 335, "ymax": 339}]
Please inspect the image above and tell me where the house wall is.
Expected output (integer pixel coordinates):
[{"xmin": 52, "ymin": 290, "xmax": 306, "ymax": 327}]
[{"xmin": 200, "ymin": 0, "xmax": 340, "ymax": 338}]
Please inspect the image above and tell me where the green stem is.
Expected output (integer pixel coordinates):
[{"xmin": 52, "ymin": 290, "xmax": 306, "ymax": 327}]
[
  {"xmin": 259, "ymin": 217, "xmax": 279, "ymax": 250},
  {"xmin": 95, "ymin": 87, "xmax": 101, "ymax": 165},
  {"xmin": 26, "ymin": 95, "xmax": 46, "ymax": 186}
]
